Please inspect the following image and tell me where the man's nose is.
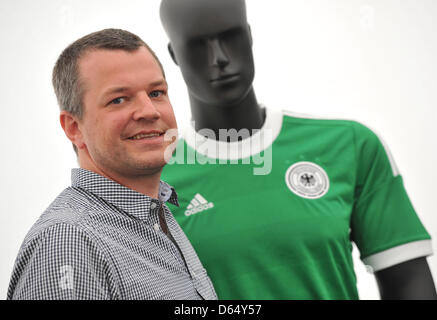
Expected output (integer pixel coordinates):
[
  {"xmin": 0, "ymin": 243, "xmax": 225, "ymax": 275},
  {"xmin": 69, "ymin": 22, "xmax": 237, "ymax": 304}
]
[
  {"xmin": 132, "ymin": 92, "xmax": 160, "ymax": 121},
  {"xmin": 208, "ymin": 38, "xmax": 229, "ymax": 69}
]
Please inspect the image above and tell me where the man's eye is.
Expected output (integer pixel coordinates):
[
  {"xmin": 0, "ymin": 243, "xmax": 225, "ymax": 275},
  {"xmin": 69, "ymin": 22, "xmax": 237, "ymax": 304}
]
[
  {"xmin": 109, "ymin": 97, "xmax": 126, "ymax": 105},
  {"xmin": 149, "ymin": 90, "xmax": 164, "ymax": 98}
]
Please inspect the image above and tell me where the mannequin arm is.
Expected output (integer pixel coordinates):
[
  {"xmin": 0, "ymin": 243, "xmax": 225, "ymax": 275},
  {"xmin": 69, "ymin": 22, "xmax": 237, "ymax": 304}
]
[{"xmin": 374, "ymin": 257, "xmax": 437, "ymax": 300}]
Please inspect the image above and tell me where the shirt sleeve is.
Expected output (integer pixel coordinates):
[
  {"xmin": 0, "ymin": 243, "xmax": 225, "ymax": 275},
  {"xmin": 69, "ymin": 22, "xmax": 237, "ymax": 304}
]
[
  {"xmin": 8, "ymin": 223, "xmax": 119, "ymax": 300},
  {"xmin": 350, "ymin": 122, "xmax": 432, "ymax": 272}
]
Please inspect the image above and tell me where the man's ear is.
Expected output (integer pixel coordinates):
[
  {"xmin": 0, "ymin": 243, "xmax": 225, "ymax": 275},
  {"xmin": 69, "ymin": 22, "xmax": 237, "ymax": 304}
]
[
  {"xmin": 60, "ymin": 111, "xmax": 85, "ymax": 150},
  {"xmin": 168, "ymin": 43, "xmax": 179, "ymax": 66},
  {"xmin": 248, "ymin": 24, "xmax": 253, "ymax": 47}
]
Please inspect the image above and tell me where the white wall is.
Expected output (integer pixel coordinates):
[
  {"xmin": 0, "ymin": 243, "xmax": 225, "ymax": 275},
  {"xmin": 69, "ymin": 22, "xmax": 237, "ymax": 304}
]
[{"xmin": 0, "ymin": 0, "xmax": 436, "ymax": 299}]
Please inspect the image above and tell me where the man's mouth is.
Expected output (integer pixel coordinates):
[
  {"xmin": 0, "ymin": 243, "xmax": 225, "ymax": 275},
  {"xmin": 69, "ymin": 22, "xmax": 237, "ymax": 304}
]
[{"xmin": 127, "ymin": 131, "xmax": 165, "ymax": 140}]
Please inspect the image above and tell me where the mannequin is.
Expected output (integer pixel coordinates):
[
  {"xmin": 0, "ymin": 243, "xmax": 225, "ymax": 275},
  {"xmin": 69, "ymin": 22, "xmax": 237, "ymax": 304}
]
[
  {"xmin": 160, "ymin": 0, "xmax": 436, "ymax": 299},
  {"xmin": 162, "ymin": 0, "xmax": 263, "ymax": 140}
]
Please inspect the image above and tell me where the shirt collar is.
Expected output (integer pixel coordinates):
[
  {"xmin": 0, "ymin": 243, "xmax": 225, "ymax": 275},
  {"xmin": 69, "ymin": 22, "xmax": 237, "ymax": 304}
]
[
  {"xmin": 71, "ymin": 168, "xmax": 179, "ymax": 221},
  {"xmin": 183, "ymin": 106, "xmax": 283, "ymax": 160}
]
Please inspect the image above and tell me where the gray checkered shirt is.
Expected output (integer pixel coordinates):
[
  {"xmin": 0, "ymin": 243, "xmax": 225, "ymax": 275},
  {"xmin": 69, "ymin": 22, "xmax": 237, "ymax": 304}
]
[{"xmin": 7, "ymin": 168, "xmax": 217, "ymax": 300}]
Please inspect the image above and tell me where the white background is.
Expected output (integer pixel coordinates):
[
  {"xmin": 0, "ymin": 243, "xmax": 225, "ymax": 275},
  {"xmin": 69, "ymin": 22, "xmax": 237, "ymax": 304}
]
[{"xmin": 0, "ymin": 0, "xmax": 436, "ymax": 299}]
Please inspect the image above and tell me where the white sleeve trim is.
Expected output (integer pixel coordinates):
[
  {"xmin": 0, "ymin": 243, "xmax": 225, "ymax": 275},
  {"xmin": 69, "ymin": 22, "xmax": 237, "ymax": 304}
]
[{"xmin": 362, "ymin": 239, "xmax": 433, "ymax": 273}]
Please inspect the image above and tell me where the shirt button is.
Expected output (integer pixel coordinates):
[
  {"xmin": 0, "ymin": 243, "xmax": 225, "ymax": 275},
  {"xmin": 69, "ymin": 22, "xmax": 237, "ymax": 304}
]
[
  {"xmin": 154, "ymin": 223, "xmax": 159, "ymax": 231},
  {"xmin": 151, "ymin": 202, "xmax": 157, "ymax": 209}
]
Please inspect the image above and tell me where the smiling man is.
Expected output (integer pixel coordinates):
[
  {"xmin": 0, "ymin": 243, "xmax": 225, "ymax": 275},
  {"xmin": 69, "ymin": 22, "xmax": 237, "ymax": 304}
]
[{"xmin": 7, "ymin": 29, "xmax": 217, "ymax": 300}]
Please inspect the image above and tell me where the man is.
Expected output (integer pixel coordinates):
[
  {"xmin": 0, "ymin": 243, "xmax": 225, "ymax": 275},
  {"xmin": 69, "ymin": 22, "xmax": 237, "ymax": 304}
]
[
  {"xmin": 7, "ymin": 28, "xmax": 217, "ymax": 300},
  {"xmin": 160, "ymin": 0, "xmax": 436, "ymax": 299}
]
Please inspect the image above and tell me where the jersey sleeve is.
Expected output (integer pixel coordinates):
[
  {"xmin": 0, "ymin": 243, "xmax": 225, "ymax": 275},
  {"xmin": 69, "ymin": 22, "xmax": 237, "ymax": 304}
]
[
  {"xmin": 7, "ymin": 223, "xmax": 119, "ymax": 300},
  {"xmin": 350, "ymin": 122, "xmax": 432, "ymax": 272}
]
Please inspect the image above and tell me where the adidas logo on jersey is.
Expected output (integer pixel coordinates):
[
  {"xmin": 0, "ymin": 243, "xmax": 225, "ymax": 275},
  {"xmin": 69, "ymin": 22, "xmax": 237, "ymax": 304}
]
[{"xmin": 185, "ymin": 194, "xmax": 214, "ymax": 216}]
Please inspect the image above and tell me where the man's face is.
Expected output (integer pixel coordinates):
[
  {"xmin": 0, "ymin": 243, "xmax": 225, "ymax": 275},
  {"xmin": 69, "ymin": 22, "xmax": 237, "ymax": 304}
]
[
  {"xmin": 77, "ymin": 47, "xmax": 177, "ymax": 178},
  {"xmin": 165, "ymin": 1, "xmax": 255, "ymax": 106}
]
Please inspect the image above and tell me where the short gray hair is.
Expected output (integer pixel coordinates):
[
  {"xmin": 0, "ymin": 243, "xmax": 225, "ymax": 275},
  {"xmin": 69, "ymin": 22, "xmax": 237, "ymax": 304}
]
[{"xmin": 52, "ymin": 28, "xmax": 165, "ymax": 154}]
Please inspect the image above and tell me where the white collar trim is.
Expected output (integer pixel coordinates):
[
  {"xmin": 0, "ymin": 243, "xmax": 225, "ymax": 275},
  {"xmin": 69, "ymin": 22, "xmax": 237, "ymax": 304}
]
[{"xmin": 183, "ymin": 107, "xmax": 283, "ymax": 160}]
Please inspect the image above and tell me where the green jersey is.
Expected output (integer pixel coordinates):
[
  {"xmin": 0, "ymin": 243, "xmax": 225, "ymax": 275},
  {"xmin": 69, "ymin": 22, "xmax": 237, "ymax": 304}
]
[{"xmin": 162, "ymin": 108, "xmax": 432, "ymax": 299}]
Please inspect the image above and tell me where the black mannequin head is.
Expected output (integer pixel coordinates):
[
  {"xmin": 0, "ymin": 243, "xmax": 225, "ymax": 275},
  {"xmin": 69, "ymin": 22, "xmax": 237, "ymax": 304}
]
[{"xmin": 160, "ymin": 0, "xmax": 254, "ymax": 107}]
